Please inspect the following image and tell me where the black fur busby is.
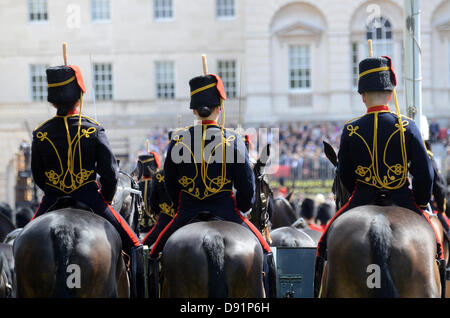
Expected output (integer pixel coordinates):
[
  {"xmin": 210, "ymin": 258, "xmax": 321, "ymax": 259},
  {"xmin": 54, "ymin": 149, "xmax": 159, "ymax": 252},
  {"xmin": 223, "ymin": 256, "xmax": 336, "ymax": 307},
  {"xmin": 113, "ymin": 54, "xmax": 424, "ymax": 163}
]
[
  {"xmin": 316, "ymin": 203, "xmax": 334, "ymax": 226},
  {"xmin": 189, "ymin": 75, "xmax": 221, "ymax": 109},
  {"xmin": 300, "ymin": 198, "xmax": 316, "ymax": 220},
  {"xmin": 46, "ymin": 66, "xmax": 82, "ymax": 105},
  {"xmin": 358, "ymin": 56, "xmax": 397, "ymax": 94}
]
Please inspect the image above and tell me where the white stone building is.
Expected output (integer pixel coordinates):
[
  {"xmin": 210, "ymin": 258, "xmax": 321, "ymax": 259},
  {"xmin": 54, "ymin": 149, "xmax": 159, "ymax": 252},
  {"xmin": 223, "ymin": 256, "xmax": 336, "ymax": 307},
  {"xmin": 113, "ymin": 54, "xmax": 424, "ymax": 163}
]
[{"xmin": 0, "ymin": 0, "xmax": 449, "ymax": 205}]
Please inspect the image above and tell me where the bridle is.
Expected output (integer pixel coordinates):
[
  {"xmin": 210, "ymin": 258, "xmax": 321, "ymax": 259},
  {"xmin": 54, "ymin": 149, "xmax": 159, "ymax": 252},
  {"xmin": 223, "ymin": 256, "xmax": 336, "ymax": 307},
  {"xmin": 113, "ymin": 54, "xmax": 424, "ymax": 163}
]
[{"xmin": 250, "ymin": 144, "xmax": 273, "ymax": 241}]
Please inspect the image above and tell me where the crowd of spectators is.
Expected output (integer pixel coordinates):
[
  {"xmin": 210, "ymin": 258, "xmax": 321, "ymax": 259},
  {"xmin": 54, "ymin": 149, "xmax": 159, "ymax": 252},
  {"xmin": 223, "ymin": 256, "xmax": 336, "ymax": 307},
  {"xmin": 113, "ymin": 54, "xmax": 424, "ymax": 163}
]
[
  {"xmin": 135, "ymin": 120, "xmax": 449, "ymax": 184},
  {"xmin": 276, "ymin": 122, "xmax": 341, "ymax": 180}
]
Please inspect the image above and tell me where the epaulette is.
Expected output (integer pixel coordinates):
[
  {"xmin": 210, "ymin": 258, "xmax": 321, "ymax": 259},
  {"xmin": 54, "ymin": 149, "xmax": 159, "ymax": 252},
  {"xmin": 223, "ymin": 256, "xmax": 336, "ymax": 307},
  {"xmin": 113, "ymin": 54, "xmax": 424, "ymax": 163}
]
[{"xmin": 33, "ymin": 117, "xmax": 54, "ymax": 132}]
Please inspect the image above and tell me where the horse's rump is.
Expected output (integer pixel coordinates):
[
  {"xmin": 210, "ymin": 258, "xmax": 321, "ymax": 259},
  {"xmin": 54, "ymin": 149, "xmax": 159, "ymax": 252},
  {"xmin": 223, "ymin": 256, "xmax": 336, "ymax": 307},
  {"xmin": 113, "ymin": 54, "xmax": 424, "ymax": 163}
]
[
  {"xmin": 13, "ymin": 209, "xmax": 128, "ymax": 298},
  {"xmin": 324, "ymin": 205, "xmax": 441, "ymax": 298},
  {"xmin": 162, "ymin": 221, "xmax": 264, "ymax": 298},
  {"xmin": 270, "ymin": 226, "xmax": 316, "ymax": 248}
]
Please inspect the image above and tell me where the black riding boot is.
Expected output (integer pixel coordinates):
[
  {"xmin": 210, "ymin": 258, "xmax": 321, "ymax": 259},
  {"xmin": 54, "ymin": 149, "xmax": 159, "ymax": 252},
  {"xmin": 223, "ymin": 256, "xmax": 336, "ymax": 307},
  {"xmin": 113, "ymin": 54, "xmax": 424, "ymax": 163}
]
[
  {"xmin": 263, "ymin": 252, "xmax": 277, "ymax": 298},
  {"xmin": 148, "ymin": 256, "xmax": 159, "ymax": 298},
  {"xmin": 439, "ymin": 258, "xmax": 446, "ymax": 298},
  {"xmin": 130, "ymin": 245, "xmax": 145, "ymax": 298},
  {"xmin": 314, "ymin": 255, "xmax": 326, "ymax": 298}
]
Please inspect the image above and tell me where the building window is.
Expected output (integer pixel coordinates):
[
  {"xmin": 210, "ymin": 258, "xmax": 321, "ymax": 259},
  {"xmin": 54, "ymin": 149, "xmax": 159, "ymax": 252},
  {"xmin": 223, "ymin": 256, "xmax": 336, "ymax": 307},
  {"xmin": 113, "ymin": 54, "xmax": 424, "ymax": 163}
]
[
  {"xmin": 216, "ymin": 0, "xmax": 235, "ymax": 19},
  {"xmin": 93, "ymin": 63, "xmax": 113, "ymax": 101},
  {"xmin": 351, "ymin": 42, "xmax": 359, "ymax": 88},
  {"xmin": 30, "ymin": 65, "xmax": 48, "ymax": 102},
  {"xmin": 155, "ymin": 61, "xmax": 175, "ymax": 99},
  {"xmin": 217, "ymin": 60, "xmax": 237, "ymax": 98},
  {"xmin": 366, "ymin": 17, "xmax": 393, "ymax": 57},
  {"xmin": 153, "ymin": 0, "xmax": 173, "ymax": 20},
  {"xmin": 91, "ymin": 0, "xmax": 110, "ymax": 22},
  {"xmin": 28, "ymin": 0, "xmax": 48, "ymax": 22},
  {"xmin": 289, "ymin": 45, "xmax": 311, "ymax": 91}
]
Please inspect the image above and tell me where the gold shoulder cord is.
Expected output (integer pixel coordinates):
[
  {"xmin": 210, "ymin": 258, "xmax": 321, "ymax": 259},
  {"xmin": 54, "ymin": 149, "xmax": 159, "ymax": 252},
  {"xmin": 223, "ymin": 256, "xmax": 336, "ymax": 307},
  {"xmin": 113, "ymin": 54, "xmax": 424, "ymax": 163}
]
[{"xmin": 37, "ymin": 78, "xmax": 96, "ymax": 193}]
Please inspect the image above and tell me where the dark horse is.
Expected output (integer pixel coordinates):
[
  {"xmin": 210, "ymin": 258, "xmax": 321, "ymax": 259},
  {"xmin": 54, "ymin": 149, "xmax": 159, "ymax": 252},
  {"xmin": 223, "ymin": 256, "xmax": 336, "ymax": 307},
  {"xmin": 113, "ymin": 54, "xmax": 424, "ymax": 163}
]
[
  {"xmin": 13, "ymin": 208, "xmax": 129, "ymax": 298},
  {"xmin": 0, "ymin": 212, "xmax": 15, "ymax": 243},
  {"xmin": 270, "ymin": 194, "xmax": 298, "ymax": 230},
  {"xmin": 270, "ymin": 226, "xmax": 316, "ymax": 248},
  {"xmin": 159, "ymin": 145, "xmax": 273, "ymax": 298},
  {"xmin": 161, "ymin": 221, "xmax": 264, "ymax": 297},
  {"xmin": 0, "ymin": 243, "xmax": 14, "ymax": 298},
  {"xmin": 318, "ymin": 142, "xmax": 442, "ymax": 298},
  {"xmin": 269, "ymin": 194, "xmax": 321, "ymax": 247},
  {"xmin": 113, "ymin": 169, "xmax": 144, "ymax": 236}
]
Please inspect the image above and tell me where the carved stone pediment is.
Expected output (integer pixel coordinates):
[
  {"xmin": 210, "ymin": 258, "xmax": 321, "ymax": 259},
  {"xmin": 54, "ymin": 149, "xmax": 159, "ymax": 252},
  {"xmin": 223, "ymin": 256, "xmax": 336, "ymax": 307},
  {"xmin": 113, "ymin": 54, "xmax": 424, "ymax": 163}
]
[{"xmin": 273, "ymin": 21, "xmax": 323, "ymax": 38}]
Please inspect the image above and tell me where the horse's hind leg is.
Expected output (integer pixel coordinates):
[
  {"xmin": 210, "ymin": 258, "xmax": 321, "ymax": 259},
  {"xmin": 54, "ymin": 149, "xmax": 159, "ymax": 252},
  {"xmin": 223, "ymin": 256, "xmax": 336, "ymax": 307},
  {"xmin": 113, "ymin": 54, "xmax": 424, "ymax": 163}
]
[
  {"xmin": 225, "ymin": 250, "xmax": 265, "ymax": 298},
  {"xmin": 117, "ymin": 258, "xmax": 130, "ymax": 298},
  {"xmin": 163, "ymin": 248, "xmax": 209, "ymax": 298},
  {"xmin": 389, "ymin": 241, "xmax": 441, "ymax": 298}
]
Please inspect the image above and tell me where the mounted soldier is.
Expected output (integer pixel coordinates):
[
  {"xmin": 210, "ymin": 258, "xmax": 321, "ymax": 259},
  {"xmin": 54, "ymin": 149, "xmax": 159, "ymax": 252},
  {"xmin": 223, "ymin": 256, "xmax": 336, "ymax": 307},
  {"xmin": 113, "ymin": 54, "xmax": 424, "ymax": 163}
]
[
  {"xmin": 135, "ymin": 151, "xmax": 161, "ymax": 232},
  {"xmin": 147, "ymin": 71, "xmax": 276, "ymax": 297},
  {"xmin": 30, "ymin": 61, "xmax": 144, "ymax": 297},
  {"xmin": 141, "ymin": 131, "xmax": 176, "ymax": 247},
  {"xmin": 316, "ymin": 55, "xmax": 445, "ymax": 294}
]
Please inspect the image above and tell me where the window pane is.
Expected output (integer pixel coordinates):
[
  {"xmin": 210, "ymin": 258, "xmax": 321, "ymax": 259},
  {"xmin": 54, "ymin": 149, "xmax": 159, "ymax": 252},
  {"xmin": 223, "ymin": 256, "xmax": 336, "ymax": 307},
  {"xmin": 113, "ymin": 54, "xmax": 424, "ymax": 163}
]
[
  {"xmin": 366, "ymin": 17, "xmax": 393, "ymax": 57},
  {"xmin": 154, "ymin": 0, "xmax": 173, "ymax": 20},
  {"xmin": 30, "ymin": 64, "xmax": 48, "ymax": 101},
  {"xmin": 217, "ymin": 60, "xmax": 237, "ymax": 98},
  {"xmin": 155, "ymin": 61, "xmax": 175, "ymax": 99},
  {"xmin": 289, "ymin": 45, "xmax": 311, "ymax": 90},
  {"xmin": 351, "ymin": 42, "xmax": 359, "ymax": 88},
  {"xmin": 28, "ymin": 0, "xmax": 48, "ymax": 22},
  {"xmin": 93, "ymin": 63, "xmax": 113, "ymax": 100},
  {"xmin": 92, "ymin": 0, "xmax": 111, "ymax": 21},
  {"xmin": 216, "ymin": 0, "xmax": 235, "ymax": 18}
]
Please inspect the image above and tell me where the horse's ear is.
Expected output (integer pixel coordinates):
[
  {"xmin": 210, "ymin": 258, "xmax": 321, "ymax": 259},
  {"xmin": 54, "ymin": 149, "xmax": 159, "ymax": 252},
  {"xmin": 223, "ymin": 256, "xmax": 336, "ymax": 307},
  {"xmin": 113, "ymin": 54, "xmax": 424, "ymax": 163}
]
[
  {"xmin": 323, "ymin": 141, "xmax": 338, "ymax": 167},
  {"xmin": 132, "ymin": 161, "xmax": 144, "ymax": 180},
  {"xmin": 286, "ymin": 190, "xmax": 294, "ymax": 202},
  {"xmin": 260, "ymin": 144, "xmax": 271, "ymax": 165},
  {"xmin": 147, "ymin": 167, "xmax": 157, "ymax": 177}
]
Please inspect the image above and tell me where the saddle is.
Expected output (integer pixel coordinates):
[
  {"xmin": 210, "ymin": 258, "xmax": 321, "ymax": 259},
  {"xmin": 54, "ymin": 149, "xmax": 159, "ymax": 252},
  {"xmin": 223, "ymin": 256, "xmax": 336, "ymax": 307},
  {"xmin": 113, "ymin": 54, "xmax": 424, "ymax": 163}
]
[
  {"xmin": 191, "ymin": 211, "xmax": 224, "ymax": 223},
  {"xmin": 45, "ymin": 196, "xmax": 94, "ymax": 213},
  {"xmin": 372, "ymin": 189, "xmax": 394, "ymax": 207}
]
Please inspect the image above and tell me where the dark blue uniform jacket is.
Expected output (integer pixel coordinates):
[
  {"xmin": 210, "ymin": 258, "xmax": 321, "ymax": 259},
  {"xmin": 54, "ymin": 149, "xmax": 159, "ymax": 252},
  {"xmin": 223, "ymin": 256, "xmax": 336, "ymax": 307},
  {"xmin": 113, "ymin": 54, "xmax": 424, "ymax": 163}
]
[{"xmin": 337, "ymin": 107, "xmax": 433, "ymax": 209}]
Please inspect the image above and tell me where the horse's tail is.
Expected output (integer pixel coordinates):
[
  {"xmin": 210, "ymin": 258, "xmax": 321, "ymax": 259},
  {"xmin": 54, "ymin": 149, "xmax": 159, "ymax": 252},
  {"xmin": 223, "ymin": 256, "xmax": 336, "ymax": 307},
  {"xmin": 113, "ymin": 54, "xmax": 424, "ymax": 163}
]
[
  {"xmin": 50, "ymin": 224, "xmax": 77, "ymax": 298},
  {"xmin": 202, "ymin": 233, "xmax": 228, "ymax": 298},
  {"xmin": 368, "ymin": 214, "xmax": 398, "ymax": 298}
]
